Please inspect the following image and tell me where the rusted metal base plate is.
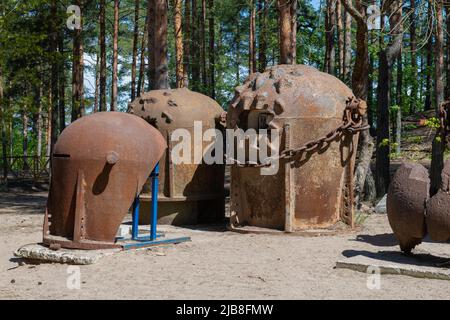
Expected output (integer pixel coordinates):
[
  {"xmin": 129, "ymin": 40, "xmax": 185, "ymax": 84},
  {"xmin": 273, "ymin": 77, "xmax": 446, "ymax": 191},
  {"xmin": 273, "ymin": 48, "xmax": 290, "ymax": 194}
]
[
  {"xmin": 14, "ymin": 244, "xmax": 120, "ymax": 265},
  {"xmin": 336, "ymin": 250, "xmax": 450, "ymax": 281},
  {"xmin": 228, "ymin": 223, "xmax": 361, "ymax": 237}
]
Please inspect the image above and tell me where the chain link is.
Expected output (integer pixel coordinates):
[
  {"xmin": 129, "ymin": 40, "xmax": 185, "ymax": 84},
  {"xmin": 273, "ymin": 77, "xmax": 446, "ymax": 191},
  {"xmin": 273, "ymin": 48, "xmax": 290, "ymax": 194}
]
[{"xmin": 227, "ymin": 96, "xmax": 370, "ymax": 168}]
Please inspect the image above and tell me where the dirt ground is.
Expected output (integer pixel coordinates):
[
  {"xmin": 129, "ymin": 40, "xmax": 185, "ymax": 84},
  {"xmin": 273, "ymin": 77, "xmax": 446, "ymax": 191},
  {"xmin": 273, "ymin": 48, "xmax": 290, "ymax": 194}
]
[{"xmin": 0, "ymin": 191, "xmax": 449, "ymax": 300}]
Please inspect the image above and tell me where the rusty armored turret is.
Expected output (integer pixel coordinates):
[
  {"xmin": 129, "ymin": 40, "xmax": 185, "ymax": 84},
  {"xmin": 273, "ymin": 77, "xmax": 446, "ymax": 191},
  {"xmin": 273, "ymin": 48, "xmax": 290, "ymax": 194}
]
[
  {"xmin": 128, "ymin": 88, "xmax": 226, "ymax": 225},
  {"xmin": 227, "ymin": 64, "xmax": 367, "ymax": 233},
  {"xmin": 43, "ymin": 112, "xmax": 166, "ymax": 250}
]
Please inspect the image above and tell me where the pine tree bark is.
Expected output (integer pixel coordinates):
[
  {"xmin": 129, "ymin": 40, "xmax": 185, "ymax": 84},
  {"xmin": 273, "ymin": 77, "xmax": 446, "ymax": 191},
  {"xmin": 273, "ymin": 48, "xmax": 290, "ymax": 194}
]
[
  {"xmin": 394, "ymin": 53, "xmax": 402, "ymax": 154},
  {"xmin": 94, "ymin": 53, "xmax": 99, "ymax": 112},
  {"xmin": 235, "ymin": 14, "xmax": 241, "ymax": 85},
  {"xmin": 290, "ymin": 0, "xmax": 297, "ymax": 64},
  {"xmin": 0, "ymin": 67, "xmax": 7, "ymax": 182},
  {"xmin": 375, "ymin": 0, "xmax": 403, "ymax": 196},
  {"xmin": 174, "ymin": 0, "xmax": 185, "ymax": 88},
  {"xmin": 258, "ymin": 0, "xmax": 268, "ymax": 72},
  {"xmin": 111, "ymin": 0, "xmax": 119, "ymax": 111},
  {"xmin": 200, "ymin": 0, "xmax": 207, "ymax": 90},
  {"xmin": 131, "ymin": 0, "xmax": 140, "ymax": 101},
  {"xmin": 147, "ymin": 3, "xmax": 155, "ymax": 91},
  {"xmin": 50, "ymin": 0, "xmax": 60, "ymax": 152},
  {"xmin": 208, "ymin": 0, "xmax": 215, "ymax": 98},
  {"xmin": 424, "ymin": 3, "xmax": 432, "ymax": 111},
  {"xmin": 58, "ymin": 34, "xmax": 66, "ymax": 130},
  {"xmin": 191, "ymin": 0, "xmax": 200, "ymax": 90},
  {"xmin": 337, "ymin": 0, "xmax": 344, "ymax": 78},
  {"xmin": 151, "ymin": 0, "xmax": 170, "ymax": 90},
  {"xmin": 342, "ymin": 0, "xmax": 374, "ymax": 203},
  {"xmin": 249, "ymin": 0, "xmax": 256, "ymax": 73},
  {"xmin": 430, "ymin": 0, "xmax": 445, "ymax": 195},
  {"xmin": 22, "ymin": 104, "xmax": 29, "ymax": 171},
  {"xmin": 343, "ymin": 7, "xmax": 352, "ymax": 81},
  {"xmin": 184, "ymin": 0, "xmax": 191, "ymax": 86},
  {"xmin": 446, "ymin": 5, "xmax": 450, "ymax": 99},
  {"xmin": 138, "ymin": 15, "xmax": 149, "ymax": 96},
  {"xmin": 410, "ymin": 0, "xmax": 417, "ymax": 113},
  {"xmin": 325, "ymin": 0, "xmax": 336, "ymax": 74},
  {"xmin": 99, "ymin": 0, "xmax": 107, "ymax": 111},
  {"xmin": 278, "ymin": 0, "xmax": 294, "ymax": 64}
]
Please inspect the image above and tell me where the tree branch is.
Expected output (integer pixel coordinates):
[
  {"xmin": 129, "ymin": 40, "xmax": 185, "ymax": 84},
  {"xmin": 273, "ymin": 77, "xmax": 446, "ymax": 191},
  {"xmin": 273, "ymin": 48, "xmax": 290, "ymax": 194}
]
[{"xmin": 341, "ymin": 0, "xmax": 365, "ymax": 23}]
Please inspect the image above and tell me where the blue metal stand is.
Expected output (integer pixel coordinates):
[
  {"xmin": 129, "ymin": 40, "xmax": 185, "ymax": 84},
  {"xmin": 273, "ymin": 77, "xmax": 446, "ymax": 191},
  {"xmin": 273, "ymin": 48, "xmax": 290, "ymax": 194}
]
[{"xmin": 120, "ymin": 163, "xmax": 190, "ymax": 250}]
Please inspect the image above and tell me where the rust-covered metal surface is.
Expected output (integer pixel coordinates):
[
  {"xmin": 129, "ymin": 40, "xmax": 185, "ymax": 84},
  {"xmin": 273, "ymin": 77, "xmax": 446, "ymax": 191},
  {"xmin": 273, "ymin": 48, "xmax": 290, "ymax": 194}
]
[
  {"xmin": 227, "ymin": 64, "xmax": 363, "ymax": 231},
  {"xmin": 387, "ymin": 163, "xmax": 429, "ymax": 253},
  {"xmin": 43, "ymin": 112, "xmax": 166, "ymax": 250},
  {"xmin": 128, "ymin": 88, "xmax": 225, "ymax": 225},
  {"xmin": 426, "ymin": 159, "xmax": 450, "ymax": 242}
]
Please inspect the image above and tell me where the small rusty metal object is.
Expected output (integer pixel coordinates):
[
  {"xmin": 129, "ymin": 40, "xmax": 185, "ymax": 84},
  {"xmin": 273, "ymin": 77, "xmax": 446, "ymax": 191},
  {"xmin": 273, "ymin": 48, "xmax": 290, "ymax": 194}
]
[
  {"xmin": 43, "ymin": 112, "xmax": 166, "ymax": 250},
  {"xmin": 128, "ymin": 88, "xmax": 225, "ymax": 225},
  {"xmin": 227, "ymin": 64, "xmax": 368, "ymax": 232},
  {"xmin": 387, "ymin": 163, "xmax": 429, "ymax": 253},
  {"xmin": 426, "ymin": 159, "xmax": 450, "ymax": 242}
]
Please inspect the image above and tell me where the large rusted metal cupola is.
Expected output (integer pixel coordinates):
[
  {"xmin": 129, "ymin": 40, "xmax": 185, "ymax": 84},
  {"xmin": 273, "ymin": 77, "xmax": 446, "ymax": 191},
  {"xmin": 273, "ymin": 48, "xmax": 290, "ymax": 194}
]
[
  {"xmin": 129, "ymin": 88, "xmax": 226, "ymax": 225},
  {"xmin": 227, "ymin": 64, "xmax": 367, "ymax": 233}
]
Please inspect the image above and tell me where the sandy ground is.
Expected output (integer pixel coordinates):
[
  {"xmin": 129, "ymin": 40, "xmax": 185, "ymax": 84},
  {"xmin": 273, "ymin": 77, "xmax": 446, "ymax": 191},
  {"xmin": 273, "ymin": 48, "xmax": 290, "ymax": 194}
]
[{"xmin": 0, "ymin": 191, "xmax": 449, "ymax": 300}]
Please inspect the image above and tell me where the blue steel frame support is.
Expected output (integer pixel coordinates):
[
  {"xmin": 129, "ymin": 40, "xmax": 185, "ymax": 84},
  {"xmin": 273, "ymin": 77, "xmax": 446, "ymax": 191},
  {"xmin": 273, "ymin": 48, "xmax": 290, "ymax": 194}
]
[
  {"xmin": 122, "ymin": 162, "xmax": 190, "ymax": 250},
  {"xmin": 150, "ymin": 163, "xmax": 159, "ymax": 241},
  {"xmin": 132, "ymin": 197, "xmax": 140, "ymax": 240}
]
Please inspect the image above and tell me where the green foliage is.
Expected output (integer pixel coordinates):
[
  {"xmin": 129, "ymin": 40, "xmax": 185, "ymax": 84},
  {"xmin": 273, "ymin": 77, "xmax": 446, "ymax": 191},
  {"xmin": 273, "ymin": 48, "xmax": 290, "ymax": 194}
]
[
  {"xmin": 424, "ymin": 117, "xmax": 441, "ymax": 130},
  {"xmin": 404, "ymin": 124, "xmax": 418, "ymax": 131}
]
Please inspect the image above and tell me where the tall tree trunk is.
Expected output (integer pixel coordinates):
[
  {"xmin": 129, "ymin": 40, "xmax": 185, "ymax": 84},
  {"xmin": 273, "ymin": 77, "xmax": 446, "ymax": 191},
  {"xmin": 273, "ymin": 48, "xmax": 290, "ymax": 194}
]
[
  {"xmin": 138, "ymin": 16, "xmax": 149, "ymax": 97},
  {"xmin": 0, "ymin": 67, "xmax": 7, "ymax": 182},
  {"xmin": 430, "ymin": 0, "xmax": 445, "ymax": 196},
  {"xmin": 131, "ymin": 0, "xmax": 140, "ymax": 101},
  {"xmin": 94, "ymin": 53, "xmax": 100, "ymax": 112},
  {"xmin": 99, "ymin": 0, "xmax": 107, "ymax": 111},
  {"xmin": 249, "ymin": 0, "xmax": 256, "ymax": 73},
  {"xmin": 22, "ymin": 105, "xmax": 29, "ymax": 171},
  {"xmin": 184, "ymin": 0, "xmax": 191, "ymax": 86},
  {"xmin": 424, "ymin": 3, "xmax": 433, "ymax": 111},
  {"xmin": 191, "ymin": 0, "xmax": 200, "ymax": 90},
  {"xmin": 151, "ymin": 0, "xmax": 170, "ymax": 90},
  {"xmin": 50, "ymin": 0, "xmax": 60, "ymax": 153},
  {"xmin": 200, "ymin": 0, "xmax": 207, "ymax": 90},
  {"xmin": 258, "ymin": 0, "xmax": 268, "ymax": 72},
  {"xmin": 147, "ymin": 2, "xmax": 155, "ymax": 90},
  {"xmin": 410, "ymin": 0, "xmax": 417, "ymax": 113},
  {"xmin": 394, "ymin": 53, "xmax": 402, "ymax": 154},
  {"xmin": 342, "ymin": 0, "xmax": 374, "ymax": 203},
  {"xmin": 290, "ymin": 0, "xmax": 297, "ymax": 64},
  {"xmin": 71, "ymin": 0, "xmax": 84, "ymax": 121},
  {"xmin": 208, "ymin": 0, "xmax": 215, "ymax": 98},
  {"xmin": 337, "ymin": 0, "xmax": 344, "ymax": 78},
  {"xmin": 174, "ymin": 0, "xmax": 185, "ymax": 88},
  {"xmin": 278, "ymin": 0, "xmax": 294, "ymax": 64},
  {"xmin": 325, "ymin": 0, "xmax": 336, "ymax": 74},
  {"xmin": 37, "ymin": 84, "xmax": 43, "ymax": 159},
  {"xmin": 446, "ymin": 5, "xmax": 450, "ymax": 99},
  {"xmin": 375, "ymin": 0, "xmax": 403, "ymax": 196},
  {"xmin": 235, "ymin": 13, "xmax": 241, "ymax": 85},
  {"xmin": 343, "ymin": 7, "xmax": 352, "ymax": 82},
  {"xmin": 111, "ymin": 0, "xmax": 119, "ymax": 111},
  {"xmin": 58, "ymin": 34, "xmax": 66, "ymax": 130}
]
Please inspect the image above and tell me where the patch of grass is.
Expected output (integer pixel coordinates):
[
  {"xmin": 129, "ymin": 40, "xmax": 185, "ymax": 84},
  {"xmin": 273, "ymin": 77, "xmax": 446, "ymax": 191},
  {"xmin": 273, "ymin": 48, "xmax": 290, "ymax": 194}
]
[{"xmin": 355, "ymin": 212, "xmax": 370, "ymax": 226}]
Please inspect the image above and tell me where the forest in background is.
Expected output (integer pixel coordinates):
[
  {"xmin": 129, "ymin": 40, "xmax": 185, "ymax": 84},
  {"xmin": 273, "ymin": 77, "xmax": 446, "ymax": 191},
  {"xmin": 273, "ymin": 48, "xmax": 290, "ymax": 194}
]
[{"xmin": 0, "ymin": 0, "xmax": 449, "ymax": 202}]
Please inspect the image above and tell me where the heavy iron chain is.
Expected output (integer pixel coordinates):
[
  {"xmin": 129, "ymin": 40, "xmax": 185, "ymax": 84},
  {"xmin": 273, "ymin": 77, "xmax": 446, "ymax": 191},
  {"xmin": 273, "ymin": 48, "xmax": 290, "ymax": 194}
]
[{"xmin": 227, "ymin": 97, "xmax": 370, "ymax": 168}]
